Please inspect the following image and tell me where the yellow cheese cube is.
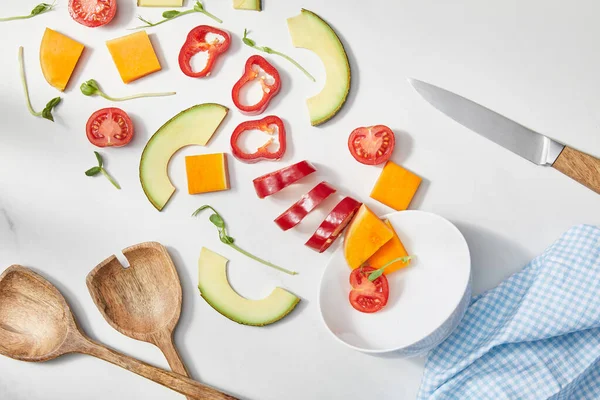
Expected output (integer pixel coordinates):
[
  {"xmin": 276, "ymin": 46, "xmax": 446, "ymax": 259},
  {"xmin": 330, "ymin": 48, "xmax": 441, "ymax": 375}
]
[
  {"xmin": 106, "ymin": 31, "xmax": 161, "ymax": 84},
  {"xmin": 185, "ymin": 154, "xmax": 230, "ymax": 195},
  {"xmin": 40, "ymin": 28, "xmax": 85, "ymax": 91},
  {"xmin": 370, "ymin": 161, "xmax": 422, "ymax": 211}
]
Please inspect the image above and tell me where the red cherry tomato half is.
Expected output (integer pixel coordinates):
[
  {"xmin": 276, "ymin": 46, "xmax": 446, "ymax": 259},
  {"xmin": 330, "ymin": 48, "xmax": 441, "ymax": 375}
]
[
  {"xmin": 349, "ymin": 266, "xmax": 389, "ymax": 313},
  {"xmin": 68, "ymin": 0, "xmax": 116, "ymax": 28},
  {"xmin": 86, "ymin": 108, "xmax": 134, "ymax": 148},
  {"xmin": 348, "ymin": 125, "xmax": 395, "ymax": 165}
]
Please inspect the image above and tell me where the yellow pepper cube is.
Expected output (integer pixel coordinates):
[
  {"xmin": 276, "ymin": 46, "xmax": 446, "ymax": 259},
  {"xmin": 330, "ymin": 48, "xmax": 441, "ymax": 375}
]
[
  {"xmin": 370, "ymin": 161, "xmax": 422, "ymax": 211},
  {"xmin": 40, "ymin": 28, "xmax": 85, "ymax": 91},
  {"xmin": 185, "ymin": 153, "xmax": 230, "ymax": 195},
  {"xmin": 367, "ymin": 220, "xmax": 411, "ymax": 274},
  {"xmin": 106, "ymin": 31, "xmax": 161, "ymax": 83}
]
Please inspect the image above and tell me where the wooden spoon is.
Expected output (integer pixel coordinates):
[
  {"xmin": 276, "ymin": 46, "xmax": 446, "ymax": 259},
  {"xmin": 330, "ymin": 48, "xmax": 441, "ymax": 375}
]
[
  {"xmin": 86, "ymin": 242, "xmax": 193, "ymax": 400},
  {"xmin": 0, "ymin": 265, "xmax": 235, "ymax": 400}
]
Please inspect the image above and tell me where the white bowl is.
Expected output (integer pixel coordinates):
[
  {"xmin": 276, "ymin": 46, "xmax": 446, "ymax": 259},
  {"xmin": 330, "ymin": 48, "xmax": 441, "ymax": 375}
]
[{"xmin": 319, "ymin": 210, "xmax": 471, "ymax": 355}]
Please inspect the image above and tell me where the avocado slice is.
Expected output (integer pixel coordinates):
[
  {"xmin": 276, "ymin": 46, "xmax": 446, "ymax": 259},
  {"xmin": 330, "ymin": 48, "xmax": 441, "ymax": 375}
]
[
  {"xmin": 198, "ymin": 248, "xmax": 300, "ymax": 326},
  {"xmin": 139, "ymin": 103, "xmax": 228, "ymax": 211},
  {"xmin": 287, "ymin": 9, "xmax": 351, "ymax": 126},
  {"xmin": 233, "ymin": 0, "xmax": 261, "ymax": 11}
]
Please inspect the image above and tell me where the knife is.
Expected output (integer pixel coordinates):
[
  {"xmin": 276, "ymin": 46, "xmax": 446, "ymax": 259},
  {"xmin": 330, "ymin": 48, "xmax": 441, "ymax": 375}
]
[{"xmin": 409, "ymin": 78, "xmax": 600, "ymax": 194}]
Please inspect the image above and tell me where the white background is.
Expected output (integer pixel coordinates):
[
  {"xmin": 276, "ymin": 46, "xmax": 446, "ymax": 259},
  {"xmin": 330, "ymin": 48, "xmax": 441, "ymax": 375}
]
[{"xmin": 1, "ymin": 0, "xmax": 600, "ymax": 399}]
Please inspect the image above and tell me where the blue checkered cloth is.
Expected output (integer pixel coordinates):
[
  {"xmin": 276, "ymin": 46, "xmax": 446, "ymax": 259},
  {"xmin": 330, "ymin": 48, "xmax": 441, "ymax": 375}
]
[{"xmin": 418, "ymin": 224, "xmax": 600, "ymax": 400}]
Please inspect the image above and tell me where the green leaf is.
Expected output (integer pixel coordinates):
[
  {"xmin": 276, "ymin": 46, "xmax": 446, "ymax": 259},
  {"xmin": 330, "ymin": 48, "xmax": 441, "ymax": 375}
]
[
  {"xmin": 94, "ymin": 151, "xmax": 103, "ymax": 167},
  {"xmin": 220, "ymin": 235, "xmax": 235, "ymax": 245},
  {"xmin": 162, "ymin": 10, "xmax": 180, "ymax": 18},
  {"xmin": 80, "ymin": 79, "xmax": 100, "ymax": 96},
  {"xmin": 85, "ymin": 166, "xmax": 101, "ymax": 176},
  {"xmin": 41, "ymin": 97, "xmax": 60, "ymax": 122},
  {"xmin": 193, "ymin": 1, "xmax": 204, "ymax": 12},
  {"xmin": 31, "ymin": 3, "xmax": 51, "ymax": 16},
  {"xmin": 209, "ymin": 213, "xmax": 225, "ymax": 228},
  {"xmin": 192, "ymin": 205, "xmax": 216, "ymax": 217},
  {"xmin": 368, "ymin": 268, "xmax": 385, "ymax": 282}
]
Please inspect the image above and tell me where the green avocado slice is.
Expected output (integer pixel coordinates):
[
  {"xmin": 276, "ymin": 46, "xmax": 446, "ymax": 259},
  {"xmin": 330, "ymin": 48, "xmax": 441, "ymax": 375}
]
[
  {"xmin": 139, "ymin": 103, "xmax": 228, "ymax": 211},
  {"xmin": 198, "ymin": 248, "xmax": 300, "ymax": 326},
  {"xmin": 233, "ymin": 0, "xmax": 261, "ymax": 11},
  {"xmin": 287, "ymin": 9, "xmax": 351, "ymax": 126}
]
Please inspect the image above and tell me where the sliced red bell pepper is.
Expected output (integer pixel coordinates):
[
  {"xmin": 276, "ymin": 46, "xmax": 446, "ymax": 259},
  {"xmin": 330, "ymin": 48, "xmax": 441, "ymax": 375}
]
[
  {"xmin": 179, "ymin": 25, "xmax": 231, "ymax": 78},
  {"xmin": 305, "ymin": 197, "xmax": 362, "ymax": 253},
  {"xmin": 232, "ymin": 55, "xmax": 281, "ymax": 115},
  {"xmin": 253, "ymin": 160, "xmax": 316, "ymax": 199},
  {"xmin": 231, "ymin": 115, "xmax": 287, "ymax": 163},
  {"xmin": 274, "ymin": 182, "xmax": 337, "ymax": 231}
]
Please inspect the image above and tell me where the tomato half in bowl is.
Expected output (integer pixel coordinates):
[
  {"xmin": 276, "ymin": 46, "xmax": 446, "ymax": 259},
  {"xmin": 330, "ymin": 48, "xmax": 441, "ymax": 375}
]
[
  {"xmin": 348, "ymin": 125, "xmax": 395, "ymax": 165},
  {"xmin": 349, "ymin": 266, "xmax": 389, "ymax": 314},
  {"xmin": 69, "ymin": 0, "xmax": 117, "ymax": 28},
  {"xmin": 86, "ymin": 108, "xmax": 134, "ymax": 148}
]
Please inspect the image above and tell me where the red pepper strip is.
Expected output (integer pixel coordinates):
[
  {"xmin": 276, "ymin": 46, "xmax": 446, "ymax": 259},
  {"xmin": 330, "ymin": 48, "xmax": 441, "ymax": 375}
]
[
  {"xmin": 231, "ymin": 116, "xmax": 287, "ymax": 163},
  {"xmin": 178, "ymin": 25, "xmax": 231, "ymax": 78},
  {"xmin": 232, "ymin": 55, "xmax": 281, "ymax": 115},
  {"xmin": 305, "ymin": 197, "xmax": 362, "ymax": 253},
  {"xmin": 253, "ymin": 160, "xmax": 316, "ymax": 199},
  {"xmin": 274, "ymin": 182, "xmax": 337, "ymax": 231}
]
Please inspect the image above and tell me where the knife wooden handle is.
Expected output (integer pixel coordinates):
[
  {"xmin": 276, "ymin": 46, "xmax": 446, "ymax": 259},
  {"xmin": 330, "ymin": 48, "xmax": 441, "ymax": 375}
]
[{"xmin": 552, "ymin": 146, "xmax": 600, "ymax": 194}]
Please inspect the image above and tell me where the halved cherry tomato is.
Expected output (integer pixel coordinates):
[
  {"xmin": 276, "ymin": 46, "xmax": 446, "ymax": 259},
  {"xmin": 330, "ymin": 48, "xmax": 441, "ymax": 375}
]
[
  {"xmin": 348, "ymin": 125, "xmax": 395, "ymax": 166},
  {"xmin": 349, "ymin": 266, "xmax": 389, "ymax": 314},
  {"xmin": 68, "ymin": 0, "xmax": 116, "ymax": 28},
  {"xmin": 86, "ymin": 108, "xmax": 134, "ymax": 148}
]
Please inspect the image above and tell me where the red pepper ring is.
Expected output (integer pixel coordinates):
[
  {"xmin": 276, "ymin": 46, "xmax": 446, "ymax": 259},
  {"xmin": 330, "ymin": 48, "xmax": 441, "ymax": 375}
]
[
  {"xmin": 231, "ymin": 116, "xmax": 287, "ymax": 163},
  {"xmin": 179, "ymin": 25, "xmax": 231, "ymax": 78},
  {"xmin": 305, "ymin": 197, "xmax": 362, "ymax": 253},
  {"xmin": 253, "ymin": 160, "xmax": 316, "ymax": 199},
  {"xmin": 232, "ymin": 55, "xmax": 281, "ymax": 115},
  {"xmin": 275, "ymin": 182, "xmax": 337, "ymax": 231}
]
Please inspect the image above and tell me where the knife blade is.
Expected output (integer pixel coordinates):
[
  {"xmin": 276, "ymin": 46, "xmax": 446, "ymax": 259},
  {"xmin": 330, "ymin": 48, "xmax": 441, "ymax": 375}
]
[{"xmin": 408, "ymin": 78, "xmax": 565, "ymax": 166}]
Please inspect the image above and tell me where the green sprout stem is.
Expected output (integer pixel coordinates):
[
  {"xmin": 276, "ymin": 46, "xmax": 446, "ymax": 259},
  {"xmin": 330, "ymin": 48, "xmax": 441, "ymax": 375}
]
[
  {"xmin": 242, "ymin": 29, "xmax": 315, "ymax": 82},
  {"xmin": 193, "ymin": 205, "xmax": 298, "ymax": 276},
  {"xmin": 85, "ymin": 152, "xmax": 121, "ymax": 190},
  {"xmin": 368, "ymin": 256, "xmax": 413, "ymax": 282},
  {"xmin": 80, "ymin": 79, "xmax": 175, "ymax": 102},
  {"xmin": 0, "ymin": 2, "xmax": 56, "ymax": 22},
  {"xmin": 19, "ymin": 46, "xmax": 61, "ymax": 122},
  {"xmin": 131, "ymin": 1, "xmax": 222, "ymax": 30}
]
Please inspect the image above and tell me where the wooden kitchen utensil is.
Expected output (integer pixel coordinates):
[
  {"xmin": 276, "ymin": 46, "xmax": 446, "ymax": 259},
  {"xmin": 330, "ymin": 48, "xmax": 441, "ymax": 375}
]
[
  {"xmin": 86, "ymin": 242, "xmax": 193, "ymax": 400},
  {"xmin": 0, "ymin": 265, "xmax": 235, "ymax": 400}
]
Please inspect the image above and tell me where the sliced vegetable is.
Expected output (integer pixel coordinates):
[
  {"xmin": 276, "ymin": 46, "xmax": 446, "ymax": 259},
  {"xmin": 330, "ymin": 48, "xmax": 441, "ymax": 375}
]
[
  {"xmin": 343, "ymin": 205, "xmax": 394, "ymax": 269},
  {"xmin": 185, "ymin": 153, "xmax": 230, "ymax": 194},
  {"xmin": 198, "ymin": 248, "xmax": 299, "ymax": 326},
  {"xmin": 232, "ymin": 55, "xmax": 281, "ymax": 115},
  {"xmin": 348, "ymin": 125, "xmax": 395, "ymax": 165},
  {"xmin": 19, "ymin": 47, "xmax": 61, "ymax": 122},
  {"xmin": 233, "ymin": 0, "xmax": 261, "ymax": 11},
  {"xmin": 80, "ymin": 79, "xmax": 175, "ymax": 101},
  {"xmin": 242, "ymin": 29, "xmax": 315, "ymax": 82},
  {"xmin": 140, "ymin": 103, "xmax": 228, "ymax": 211},
  {"xmin": 287, "ymin": 9, "xmax": 351, "ymax": 126},
  {"xmin": 305, "ymin": 197, "xmax": 362, "ymax": 253},
  {"xmin": 370, "ymin": 161, "xmax": 422, "ymax": 211},
  {"xmin": 85, "ymin": 151, "xmax": 121, "ymax": 190},
  {"xmin": 275, "ymin": 182, "xmax": 336, "ymax": 231},
  {"xmin": 68, "ymin": 0, "xmax": 116, "ymax": 28},
  {"xmin": 86, "ymin": 107, "xmax": 134, "ymax": 148},
  {"xmin": 193, "ymin": 205, "xmax": 298, "ymax": 275},
  {"xmin": 231, "ymin": 116, "xmax": 286, "ymax": 163},
  {"xmin": 138, "ymin": 0, "xmax": 183, "ymax": 7},
  {"xmin": 367, "ymin": 220, "xmax": 412, "ymax": 275},
  {"xmin": 0, "ymin": 2, "xmax": 56, "ymax": 22},
  {"xmin": 253, "ymin": 160, "xmax": 316, "ymax": 199},
  {"xmin": 132, "ymin": 1, "xmax": 222, "ymax": 29},
  {"xmin": 179, "ymin": 25, "xmax": 230, "ymax": 78},
  {"xmin": 106, "ymin": 31, "xmax": 162, "ymax": 84},
  {"xmin": 40, "ymin": 28, "xmax": 85, "ymax": 91},
  {"xmin": 349, "ymin": 266, "xmax": 389, "ymax": 313}
]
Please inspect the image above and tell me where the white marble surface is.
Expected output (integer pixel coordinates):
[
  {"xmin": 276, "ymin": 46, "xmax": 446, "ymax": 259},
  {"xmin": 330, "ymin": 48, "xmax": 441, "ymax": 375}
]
[{"xmin": 1, "ymin": 0, "xmax": 600, "ymax": 399}]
